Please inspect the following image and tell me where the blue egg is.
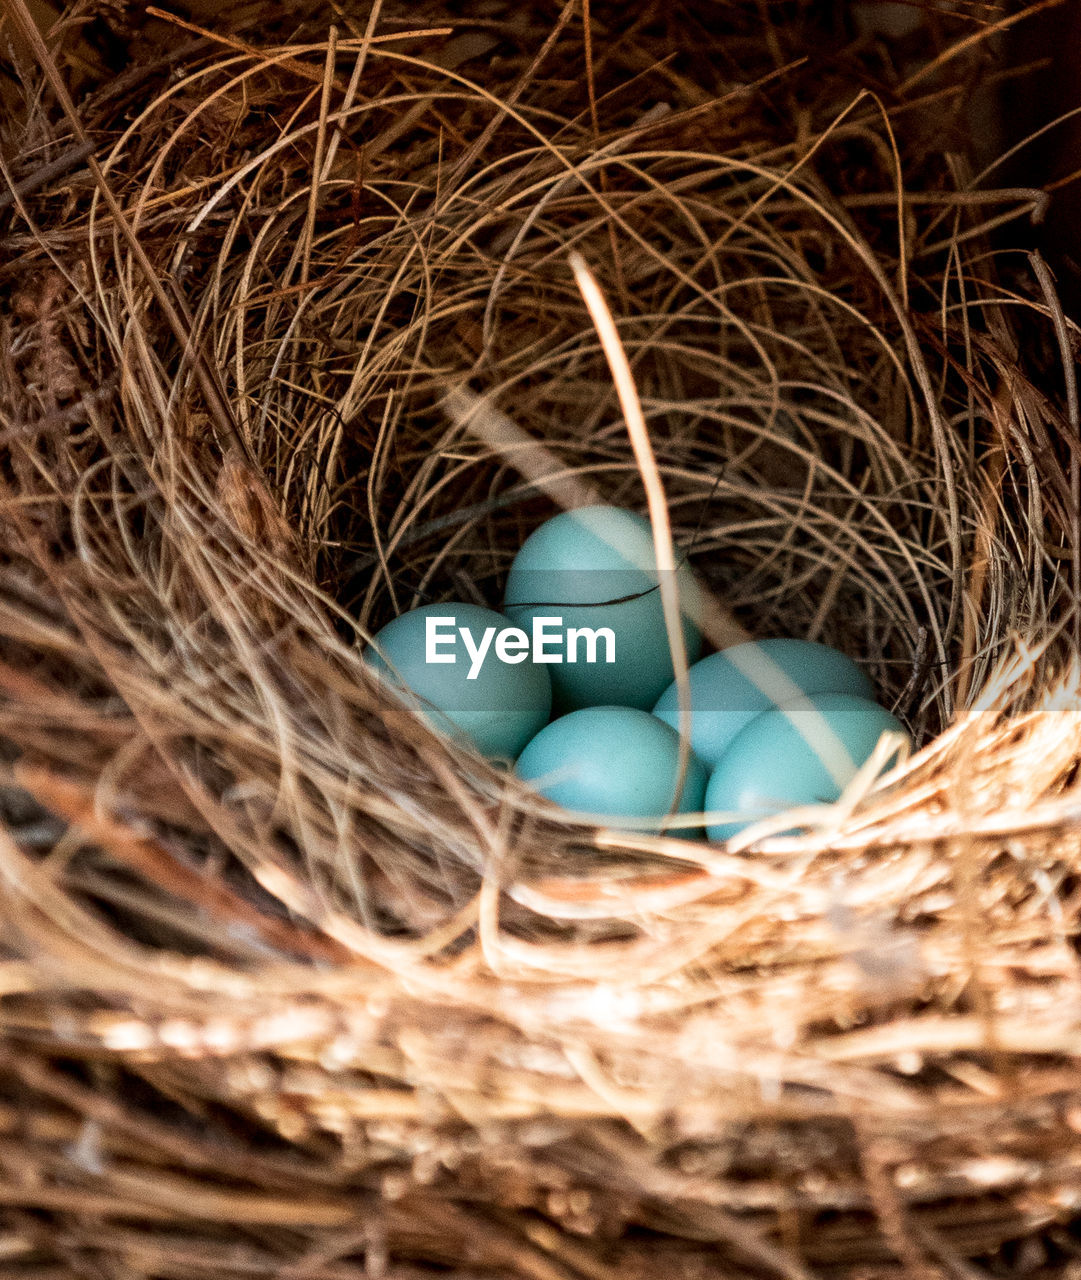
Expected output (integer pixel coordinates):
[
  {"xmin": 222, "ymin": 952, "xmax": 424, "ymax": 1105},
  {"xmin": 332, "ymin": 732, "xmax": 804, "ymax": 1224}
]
[
  {"xmin": 653, "ymin": 638, "xmax": 873, "ymax": 769},
  {"xmin": 705, "ymin": 692, "xmax": 909, "ymax": 840},
  {"xmin": 516, "ymin": 705, "xmax": 706, "ymax": 834},
  {"xmin": 363, "ymin": 601, "xmax": 551, "ymax": 759},
  {"xmin": 503, "ymin": 505, "xmax": 703, "ymax": 711}
]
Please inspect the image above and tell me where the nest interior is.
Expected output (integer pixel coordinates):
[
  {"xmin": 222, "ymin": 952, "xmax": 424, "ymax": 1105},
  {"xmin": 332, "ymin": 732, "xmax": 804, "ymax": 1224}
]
[{"xmin": 3, "ymin": 1, "xmax": 1081, "ymax": 1277}]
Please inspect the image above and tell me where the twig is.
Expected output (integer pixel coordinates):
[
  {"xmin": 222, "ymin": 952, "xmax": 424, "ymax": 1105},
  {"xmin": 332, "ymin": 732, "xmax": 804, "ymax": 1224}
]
[
  {"xmin": 569, "ymin": 250, "xmax": 695, "ymax": 822},
  {"xmin": 0, "ymin": 141, "xmax": 94, "ymax": 214},
  {"xmin": 443, "ymin": 387, "xmax": 604, "ymax": 512}
]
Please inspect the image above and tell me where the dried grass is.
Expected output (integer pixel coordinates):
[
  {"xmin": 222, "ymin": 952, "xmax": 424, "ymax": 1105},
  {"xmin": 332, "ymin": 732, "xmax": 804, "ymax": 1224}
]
[{"xmin": 2, "ymin": 1, "xmax": 1081, "ymax": 1276}]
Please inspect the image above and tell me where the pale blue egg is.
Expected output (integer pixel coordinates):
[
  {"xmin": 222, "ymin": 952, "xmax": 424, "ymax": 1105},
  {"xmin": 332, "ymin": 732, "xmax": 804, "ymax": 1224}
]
[
  {"xmin": 653, "ymin": 638, "xmax": 873, "ymax": 769},
  {"xmin": 503, "ymin": 505, "xmax": 702, "ymax": 711},
  {"xmin": 364, "ymin": 601, "xmax": 551, "ymax": 759},
  {"xmin": 516, "ymin": 705, "xmax": 706, "ymax": 834},
  {"xmin": 705, "ymin": 692, "xmax": 909, "ymax": 840}
]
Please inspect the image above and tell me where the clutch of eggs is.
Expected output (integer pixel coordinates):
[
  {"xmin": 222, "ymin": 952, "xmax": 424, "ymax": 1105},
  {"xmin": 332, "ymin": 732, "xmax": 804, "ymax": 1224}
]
[{"xmin": 361, "ymin": 504, "xmax": 910, "ymax": 839}]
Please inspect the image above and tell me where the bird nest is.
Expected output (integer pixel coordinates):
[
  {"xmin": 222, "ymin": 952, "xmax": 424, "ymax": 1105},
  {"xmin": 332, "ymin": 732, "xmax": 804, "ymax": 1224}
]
[{"xmin": 2, "ymin": 1, "xmax": 1081, "ymax": 1277}]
